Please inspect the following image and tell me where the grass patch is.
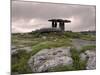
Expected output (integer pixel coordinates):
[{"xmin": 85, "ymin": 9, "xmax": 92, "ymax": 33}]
[
  {"xmin": 31, "ymin": 38, "xmax": 72, "ymax": 55},
  {"xmin": 12, "ymin": 50, "xmax": 32, "ymax": 74},
  {"xmin": 63, "ymin": 31, "xmax": 96, "ymax": 41},
  {"xmin": 80, "ymin": 34, "xmax": 96, "ymax": 41},
  {"xmin": 64, "ymin": 32, "xmax": 81, "ymax": 38},
  {"xmin": 80, "ymin": 45, "xmax": 96, "ymax": 53},
  {"xmin": 70, "ymin": 48, "xmax": 87, "ymax": 70}
]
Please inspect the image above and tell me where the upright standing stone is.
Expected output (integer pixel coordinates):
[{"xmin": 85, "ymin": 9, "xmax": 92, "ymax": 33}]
[
  {"xmin": 59, "ymin": 22, "xmax": 64, "ymax": 31},
  {"xmin": 54, "ymin": 21, "xmax": 57, "ymax": 28},
  {"xmin": 52, "ymin": 21, "xmax": 55, "ymax": 28}
]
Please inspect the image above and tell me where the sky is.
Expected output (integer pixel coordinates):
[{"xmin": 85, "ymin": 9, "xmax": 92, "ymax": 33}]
[{"xmin": 12, "ymin": 0, "xmax": 96, "ymax": 33}]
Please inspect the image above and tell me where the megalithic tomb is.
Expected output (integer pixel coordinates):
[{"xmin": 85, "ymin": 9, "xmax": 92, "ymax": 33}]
[{"xmin": 48, "ymin": 19, "xmax": 71, "ymax": 31}]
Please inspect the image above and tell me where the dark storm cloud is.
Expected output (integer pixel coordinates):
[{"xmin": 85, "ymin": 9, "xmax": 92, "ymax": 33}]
[{"xmin": 12, "ymin": 0, "xmax": 96, "ymax": 33}]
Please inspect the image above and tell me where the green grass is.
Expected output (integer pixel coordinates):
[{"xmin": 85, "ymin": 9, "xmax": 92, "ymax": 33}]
[
  {"xmin": 64, "ymin": 32, "xmax": 81, "ymax": 38},
  {"xmin": 80, "ymin": 34, "xmax": 96, "ymax": 41},
  {"xmin": 63, "ymin": 32, "xmax": 96, "ymax": 41},
  {"xmin": 12, "ymin": 50, "xmax": 32, "ymax": 74},
  {"xmin": 70, "ymin": 48, "xmax": 87, "ymax": 70},
  {"xmin": 80, "ymin": 45, "xmax": 96, "ymax": 53},
  {"xmin": 31, "ymin": 38, "xmax": 72, "ymax": 55}
]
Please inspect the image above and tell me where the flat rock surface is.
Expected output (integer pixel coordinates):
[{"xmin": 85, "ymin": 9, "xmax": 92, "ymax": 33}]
[
  {"xmin": 11, "ymin": 45, "xmax": 32, "ymax": 54},
  {"xmin": 72, "ymin": 39, "xmax": 95, "ymax": 50},
  {"xmin": 28, "ymin": 47, "xmax": 73, "ymax": 72}
]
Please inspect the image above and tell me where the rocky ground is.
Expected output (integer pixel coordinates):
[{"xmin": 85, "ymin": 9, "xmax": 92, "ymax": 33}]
[
  {"xmin": 11, "ymin": 32, "xmax": 96, "ymax": 74},
  {"xmin": 28, "ymin": 47, "xmax": 96, "ymax": 72}
]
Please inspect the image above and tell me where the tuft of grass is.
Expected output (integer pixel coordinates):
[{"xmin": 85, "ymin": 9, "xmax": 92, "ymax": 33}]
[
  {"xmin": 70, "ymin": 48, "xmax": 87, "ymax": 70},
  {"xmin": 12, "ymin": 50, "xmax": 32, "ymax": 74},
  {"xmin": 80, "ymin": 45, "xmax": 96, "ymax": 53}
]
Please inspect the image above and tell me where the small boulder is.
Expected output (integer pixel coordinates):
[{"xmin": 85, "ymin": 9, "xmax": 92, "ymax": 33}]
[{"xmin": 85, "ymin": 50, "xmax": 96, "ymax": 70}]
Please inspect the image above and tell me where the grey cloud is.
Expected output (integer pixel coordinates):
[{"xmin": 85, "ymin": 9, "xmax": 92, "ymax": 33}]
[{"xmin": 12, "ymin": 1, "xmax": 96, "ymax": 33}]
